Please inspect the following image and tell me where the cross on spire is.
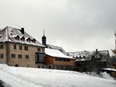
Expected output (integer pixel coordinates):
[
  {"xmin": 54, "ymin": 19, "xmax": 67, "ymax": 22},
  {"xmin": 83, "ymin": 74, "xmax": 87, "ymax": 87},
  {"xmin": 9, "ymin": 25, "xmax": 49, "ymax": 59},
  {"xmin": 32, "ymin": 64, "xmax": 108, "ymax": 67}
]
[{"xmin": 43, "ymin": 28, "xmax": 45, "ymax": 36}]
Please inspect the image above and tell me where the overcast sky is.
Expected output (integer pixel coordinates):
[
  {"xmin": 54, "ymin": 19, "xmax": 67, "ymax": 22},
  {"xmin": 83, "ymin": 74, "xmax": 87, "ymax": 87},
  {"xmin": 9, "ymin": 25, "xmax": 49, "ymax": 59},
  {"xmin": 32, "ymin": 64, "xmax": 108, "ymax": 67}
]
[{"xmin": 0, "ymin": 0, "xmax": 116, "ymax": 53}]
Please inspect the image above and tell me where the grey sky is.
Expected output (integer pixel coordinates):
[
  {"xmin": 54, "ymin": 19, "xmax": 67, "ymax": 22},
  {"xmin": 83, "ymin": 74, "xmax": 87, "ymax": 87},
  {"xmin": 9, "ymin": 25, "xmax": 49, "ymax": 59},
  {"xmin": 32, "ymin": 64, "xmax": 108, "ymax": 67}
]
[{"xmin": 0, "ymin": 0, "xmax": 116, "ymax": 53}]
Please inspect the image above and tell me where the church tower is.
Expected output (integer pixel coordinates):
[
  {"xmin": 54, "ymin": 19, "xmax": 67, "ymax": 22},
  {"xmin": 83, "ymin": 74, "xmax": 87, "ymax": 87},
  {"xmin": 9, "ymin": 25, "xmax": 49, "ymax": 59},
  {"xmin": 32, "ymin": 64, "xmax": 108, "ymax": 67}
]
[{"xmin": 42, "ymin": 29, "xmax": 46, "ymax": 46}]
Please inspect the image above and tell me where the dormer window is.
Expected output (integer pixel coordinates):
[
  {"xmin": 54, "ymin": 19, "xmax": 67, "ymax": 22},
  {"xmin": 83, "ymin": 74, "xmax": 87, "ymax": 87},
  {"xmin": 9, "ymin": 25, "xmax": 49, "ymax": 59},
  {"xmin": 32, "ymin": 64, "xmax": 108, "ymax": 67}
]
[
  {"xmin": 21, "ymin": 36, "xmax": 25, "ymax": 41},
  {"xmin": 11, "ymin": 30, "xmax": 13, "ymax": 32},
  {"xmin": 10, "ymin": 33, "xmax": 13, "ymax": 36},
  {"xmin": 15, "ymin": 35, "xmax": 20, "ymax": 40},
  {"xmin": 76, "ymin": 56, "xmax": 78, "ymax": 58},
  {"xmin": 26, "ymin": 37, "xmax": 31, "ymax": 42},
  {"xmin": 79, "ymin": 56, "xmax": 82, "ymax": 59},
  {"xmin": 83, "ymin": 56, "xmax": 86, "ymax": 59},
  {"xmin": 0, "ymin": 35, "xmax": 2, "ymax": 38},
  {"xmin": 32, "ymin": 38, "xmax": 36, "ymax": 43}
]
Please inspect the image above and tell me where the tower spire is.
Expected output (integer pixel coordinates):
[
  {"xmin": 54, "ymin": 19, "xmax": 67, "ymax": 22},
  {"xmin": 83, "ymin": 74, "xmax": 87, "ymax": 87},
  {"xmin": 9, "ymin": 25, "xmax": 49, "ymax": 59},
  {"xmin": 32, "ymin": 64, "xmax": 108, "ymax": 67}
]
[
  {"xmin": 43, "ymin": 28, "xmax": 45, "ymax": 36},
  {"xmin": 42, "ymin": 28, "xmax": 46, "ymax": 46}
]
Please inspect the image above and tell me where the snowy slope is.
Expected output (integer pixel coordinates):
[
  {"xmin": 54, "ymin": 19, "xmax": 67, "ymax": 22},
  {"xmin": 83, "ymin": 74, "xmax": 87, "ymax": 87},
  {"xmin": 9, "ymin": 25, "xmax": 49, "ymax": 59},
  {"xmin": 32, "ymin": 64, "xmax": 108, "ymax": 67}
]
[{"xmin": 0, "ymin": 64, "xmax": 116, "ymax": 87}]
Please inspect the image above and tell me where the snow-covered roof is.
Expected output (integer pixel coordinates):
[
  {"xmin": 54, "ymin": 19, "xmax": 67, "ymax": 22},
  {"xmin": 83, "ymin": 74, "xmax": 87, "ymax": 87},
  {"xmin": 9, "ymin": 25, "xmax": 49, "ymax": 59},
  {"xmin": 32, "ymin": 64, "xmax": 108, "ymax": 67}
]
[
  {"xmin": 67, "ymin": 51, "xmax": 91, "ymax": 61},
  {"xmin": 0, "ymin": 26, "xmax": 44, "ymax": 47},
  {"xmin": 45, "ymin": 48, "xmax": 74, "ymax": 59},
  {"xmin": 46, "ymin": 44, "xmax": 66, "ymax": 54},
  {"xmin": 68, "ymin": 50, "xmax": 110, "ymax": 61},
  {"xmin": 68, "ymin": 51, "xmax": 91, "ymax": 58},
  {"xmin": 102, "ymin": 68, "xmax": 116, "ymax": 72}
]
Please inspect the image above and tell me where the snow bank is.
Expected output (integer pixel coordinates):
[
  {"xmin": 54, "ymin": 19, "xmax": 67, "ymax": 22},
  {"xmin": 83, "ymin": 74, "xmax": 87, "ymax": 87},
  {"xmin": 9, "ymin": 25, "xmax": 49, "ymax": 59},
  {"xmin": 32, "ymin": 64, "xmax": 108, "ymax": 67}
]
[
  {"xmin": 0, "ymin": 64, "xmax": 116, "ymax": 87},
  {"xmin": 100, "ymin": 72, "xmax": 115, "ymax": 80},
  {"xmin": 86, "ymin": 71, "xmax": 115, "ymax": 80}
]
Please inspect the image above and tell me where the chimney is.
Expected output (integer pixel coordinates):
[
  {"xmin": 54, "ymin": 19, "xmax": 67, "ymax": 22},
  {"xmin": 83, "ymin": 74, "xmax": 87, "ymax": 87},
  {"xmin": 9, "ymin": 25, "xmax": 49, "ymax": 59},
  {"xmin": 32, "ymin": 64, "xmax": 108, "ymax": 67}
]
[
  {"xmin": 20, "ymin": 28, "xmax": 24, "ymax": 34},
  {"xmin": 96, "ymin": 49, "xmax": 98, "ymax": 54}
]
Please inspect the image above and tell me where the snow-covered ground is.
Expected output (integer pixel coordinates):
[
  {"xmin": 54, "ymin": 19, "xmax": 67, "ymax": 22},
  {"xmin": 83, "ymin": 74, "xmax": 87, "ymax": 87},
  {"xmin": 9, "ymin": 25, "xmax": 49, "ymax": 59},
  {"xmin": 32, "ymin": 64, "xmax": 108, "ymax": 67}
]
[{"xmin": 0, "ymin": 64, "xmax": 116, "ymax": 87}]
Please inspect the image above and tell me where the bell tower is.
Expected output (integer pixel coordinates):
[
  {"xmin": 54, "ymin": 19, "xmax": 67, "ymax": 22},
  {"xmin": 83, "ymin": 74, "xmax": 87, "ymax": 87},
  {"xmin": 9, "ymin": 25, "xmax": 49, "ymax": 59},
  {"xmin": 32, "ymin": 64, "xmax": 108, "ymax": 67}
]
[{"xmin": 42, "ymin": 29, "xmax": 46, "ymax": 46}]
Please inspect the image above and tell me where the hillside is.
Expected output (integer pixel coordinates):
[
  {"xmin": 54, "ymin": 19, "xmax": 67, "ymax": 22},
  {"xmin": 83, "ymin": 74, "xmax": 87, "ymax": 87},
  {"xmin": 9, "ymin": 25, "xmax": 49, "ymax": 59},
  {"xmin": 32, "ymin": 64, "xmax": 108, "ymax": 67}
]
[{"xmin": 0, "ymin": 64, "xmax": 116, "ymax": 87}]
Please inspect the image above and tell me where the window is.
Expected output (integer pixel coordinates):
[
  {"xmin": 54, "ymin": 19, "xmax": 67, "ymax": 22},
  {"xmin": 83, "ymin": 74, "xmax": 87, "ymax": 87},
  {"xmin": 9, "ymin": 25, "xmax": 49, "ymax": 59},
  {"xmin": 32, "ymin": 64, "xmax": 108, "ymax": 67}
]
[
  {"xmin": 11, "ymin": 54, "xmax": 16, "ymax": 58},
  {"xmin": 0, "ymin": 35, "xmax": 2, "ymax": 38},
  {"xmin": 35, "ymin": 53, "xmax": 45, "ymax": 63},
  {"xmin": 59, "ymin": 58, "xmax": 62, "ymax": 61},
  {"xmin": 26, "ymin": 38, "xmax": 31, "ymax": 42},
  {"xmin": 0, "ymin": 54, "xmax": 3, "ymax": 59},
  {"xmin": 67, "ymin": 59, "xmax": 70, "ymax": 62},
  {"xmin": 14, "ymin": 44, "xmax": 16, "ymax": 49},
  {"xmin": 0, "ymin": 45, "xmax": 3, "ymax": 49},
  {"xmin": 15, "ymin": 35, "xmax": 20, "ymax": 40},
  {"xmin": 36, "ymin": 55, "xmax": 39, "ymax": 62},
  {"xmin": 37, "ymin": 48, "xmax": 41, "ymax": 52},
  {"xmin": 32, "ymin": 39, "xmax": 36, "ymax": 43},
  {"xmin": 0, "ymin": 54, "xmax": 4, "ymax": 59},
  {"xmin": 18, "ymin": 54, "xmax": 22, "ymax": 59},
  {"xmin": 63, "ymin": 58, "xmax": 66, "ymax": 61},
  {"xmin": 1, "ymin": 54, "xmax": 3, "ymax": 58},
  {"xmin": 21, "ymin": 36, "xmax": 25, "ymax": 41},
  {"xmin": 55, "ymin": 58, "xmax": 59, "ymax": 61},
  {"xmin": 55, "ymin": 58, "xmax": 70, "ymax": 62},
  {"xmin": 19, "ymin": 45, "xmax": 22, "ymax": 50},
  {"xmin": 24, "ymin": 46, "xmax": 28, "ymax": 50},
  {"xmin": 25, "ymin": 55, "xmax": 29, "ymax": 59},
  {"xmin": 10, "ymin": 33, "xmax": 13, "ymax": 36}
]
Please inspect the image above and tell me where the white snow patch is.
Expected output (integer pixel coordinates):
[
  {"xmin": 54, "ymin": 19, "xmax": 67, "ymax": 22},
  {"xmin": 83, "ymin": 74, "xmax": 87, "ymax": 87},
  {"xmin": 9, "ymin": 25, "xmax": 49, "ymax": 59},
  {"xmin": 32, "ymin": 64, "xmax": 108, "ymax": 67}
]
[
  {"xmin": 0, "ymin": 64, "xmax": 116, "ymax": 87},
  {"xmin": 45, "ymin": 48, "xmax": 73, "ymax": 59},
  {"xmin": 100, "ymin": 72, "xmax": 115, "ymax": 80}
]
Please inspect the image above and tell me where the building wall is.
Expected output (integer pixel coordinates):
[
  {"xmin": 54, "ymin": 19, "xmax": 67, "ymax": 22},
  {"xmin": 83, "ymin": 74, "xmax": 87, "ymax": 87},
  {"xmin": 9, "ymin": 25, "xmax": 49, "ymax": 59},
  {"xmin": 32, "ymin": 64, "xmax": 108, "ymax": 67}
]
[
  {"xmin": 0, "ymin": 43, "xmax": 7, "ymax": 64},
  {"xmin": 45, "ymin": 55, "xmax": 54, "ymax": 65},
  {"xmin": 0, "ymin": 42, "xmax": 44, "ymax": 68},
  {"xmin": 45, "ymin": 55, "xmax": 76, "ymax": 66},
  {"xmin": 53, "ymin": 58, "xmax": 76, "ymax": 66},
  {"xmin": 0, "ymin": 42, "xmax": 76, "ymax": 70}
]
